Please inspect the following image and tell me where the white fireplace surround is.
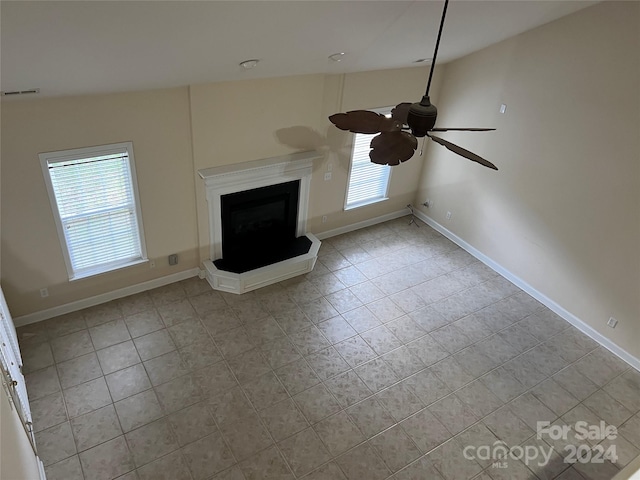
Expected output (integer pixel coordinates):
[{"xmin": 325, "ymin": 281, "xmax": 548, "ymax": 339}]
[{"xmin": 198, "ymin": 151, "xmax": 322, "ymax": 294}]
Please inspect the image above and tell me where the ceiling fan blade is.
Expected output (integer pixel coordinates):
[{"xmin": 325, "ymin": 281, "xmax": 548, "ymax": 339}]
[
  {"xmin": 431, "ymin": 128, "xmax": 495, "ymax": 132},
  {"xmin": 369, "ymin": 131, "xmax": 418, "ymax": 166},
  {"xmin": 391, "ymin": 102, "xmax": 412, "ymax": 125},
  {"xmin": 329, "ymin": 110, "xmax": 396, "ymax": 134},
  {"xmin": 428, "ymin": 134, "xmax": 498, "ymax": 170}
]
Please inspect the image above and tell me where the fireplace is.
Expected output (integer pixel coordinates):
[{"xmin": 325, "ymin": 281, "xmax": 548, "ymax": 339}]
[
  {"xmin": 215, "ymin": 180, "xmax": 312, "ymax": 273},
  {"xmin": 199, "ymin": 151, "xmax": 322, "ymax": 294}
]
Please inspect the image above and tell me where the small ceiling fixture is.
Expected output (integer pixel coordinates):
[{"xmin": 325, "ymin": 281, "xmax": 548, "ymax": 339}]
[
  {"xmin": 413, "ymin": 58, "xmax": 432, "ymax": 64},
  {"xmin": 328, "ymin": 52, "xmax": 346, "ymax": 62},
  {"xmin": 239, "ymin": 59, "xmax": 259, "ymax": 69}
]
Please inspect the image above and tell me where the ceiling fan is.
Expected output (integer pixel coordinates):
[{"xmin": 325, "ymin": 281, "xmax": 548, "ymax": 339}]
[{"xmin": 329, "ymin": 0, "xmax": 497, "ymax": 170}]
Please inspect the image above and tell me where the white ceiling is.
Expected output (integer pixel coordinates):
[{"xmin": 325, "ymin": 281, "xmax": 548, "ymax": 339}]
[{"xmin": 1, "ymin": 1, "xmax": 597, "ymax": 98}]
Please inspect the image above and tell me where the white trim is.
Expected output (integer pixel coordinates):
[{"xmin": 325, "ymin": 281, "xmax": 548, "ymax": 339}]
[
  {"xmin": 413, "ymin": 210, "xmax": 640, "ymax": 370},
  {"xmin": 199, "ymin": 151, "xmax": 320, "ymax": 261},
  {"xmin": 203, "ymin": 233, "xmax": 321, "ymax": 294},
  {"xmin": 13, "ymin": 268, "xmax": 200, "ymax": 328},
  {"xmin": 198, "ymin": 151, "xmax": 320, "ymax": 181},
  {"xmin": 70, "ymin": 258, "xmax": 148, "ymax": 282},
  {"xmin": 315, "ymin": 208, "xmax": 410, "ymax": 240},
  {"xmin": 612, "ymin": 453, "xmax": 640, "ymax": 480},
  {"xmin": 344, "ymin": 106, "xmax": 393, "ymax": 210},
  {"xmin": 1, "ymin": 287, "xmax": 32, "ymax": 429},
  {"xmin": 38, "ymin": 142, "xmax": 148, "ymax": 281},
  {"xmin": 38, "ymin": 459, "xmax": 46, "ymax": 480},
  {"xmin": 344, "ymin": 197, "xmax": 390, "ymax": 211}
]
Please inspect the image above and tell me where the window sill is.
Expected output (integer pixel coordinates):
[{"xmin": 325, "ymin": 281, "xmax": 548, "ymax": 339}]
[
  {"xmin": 69, "ymin": 258, "xmax": 148, "ymax": 281},
  {"xmin": 344, "ymin": 197, "xmax": 389, "ymax": 211}
]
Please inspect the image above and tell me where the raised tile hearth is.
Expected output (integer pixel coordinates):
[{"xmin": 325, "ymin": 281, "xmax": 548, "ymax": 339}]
[{"xmin": 199, "ymin": 151, "xmax": 322, "ymax": 294}]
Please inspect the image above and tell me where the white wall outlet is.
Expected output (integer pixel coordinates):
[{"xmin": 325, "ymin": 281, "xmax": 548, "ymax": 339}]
[
  {"xmin": 40, "ymin": 288, "xmax": 49, "ymax": 298},
  {"xmin": 499, "ymin": 103, "xmax": 507, "ymax": 114},
  {"xmin": 322, "ymin": 215, "xmax": 327, "ymax": 223},
  {"xmin": 149, "ymin": 260, "xmax": 156, "ymax": 269},
  {"xmin": 446, "ymin": 211, "xmax": 452, "ymax": 220},
  {"xmin": 324, "ymin": 172, "xmax": 332, "ymax": 181},
  {"xmin": 607, "ymin": 317, "xmax": 618, "ymax": 328}
]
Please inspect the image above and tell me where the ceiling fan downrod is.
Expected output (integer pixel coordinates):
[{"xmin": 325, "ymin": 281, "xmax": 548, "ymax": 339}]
[{"xmin": 407, "ymin": 0, "xmax": 449, "ymax": 138}]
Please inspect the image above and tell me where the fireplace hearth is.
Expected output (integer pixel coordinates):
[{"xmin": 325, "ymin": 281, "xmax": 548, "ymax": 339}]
[
  {"xmin": 214, "ymin": 180, "xmax": 312, "ymax": 274},
  {"xmin": 199, "ymin": 151, "xmax": 322, "ymax": 294}
]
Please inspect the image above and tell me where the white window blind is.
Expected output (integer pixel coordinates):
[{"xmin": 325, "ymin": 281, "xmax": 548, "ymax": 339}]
[
  {"xmin": 40, "ymin": 143, "xmax": 147, "ymax": 280},
  {"xmin": 345, "ymin": 108, "xmax": 392, "ymax": 209}
]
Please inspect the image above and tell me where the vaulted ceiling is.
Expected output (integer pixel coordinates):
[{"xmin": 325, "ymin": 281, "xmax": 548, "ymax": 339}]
[{"xmin": 1, "ymin": 1, "xmax": 596, "ymax": 98}]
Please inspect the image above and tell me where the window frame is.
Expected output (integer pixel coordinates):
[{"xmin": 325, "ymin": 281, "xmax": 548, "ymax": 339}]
[
  {"xmin": 344, "ymin": 106, "xmax": 393, "ymax": 211},
  {"xmin": 39, "ymin": 141, "xmax": 148, "ymax": 281}
]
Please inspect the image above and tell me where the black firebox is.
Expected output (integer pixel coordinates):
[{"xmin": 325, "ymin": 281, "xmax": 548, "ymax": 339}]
[{"xmin": 214, "ymin": 180, "xmax": 312, "ymax": 274}]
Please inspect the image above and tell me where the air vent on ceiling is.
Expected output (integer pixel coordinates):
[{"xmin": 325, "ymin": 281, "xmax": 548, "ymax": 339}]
[{"xmin": 1, "ymin": 88, "xmax": 40, "ymax": 96}]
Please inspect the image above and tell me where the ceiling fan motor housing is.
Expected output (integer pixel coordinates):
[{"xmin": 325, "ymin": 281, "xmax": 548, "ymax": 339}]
[{"xmin": 408, "ymin": 95, "xmax": 438, "ymax": 137}]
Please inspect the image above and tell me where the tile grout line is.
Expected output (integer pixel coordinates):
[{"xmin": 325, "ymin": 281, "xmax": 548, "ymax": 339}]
[{"xmin": 24, "ymin": 220, "xmax": 638, "ymax": 479}]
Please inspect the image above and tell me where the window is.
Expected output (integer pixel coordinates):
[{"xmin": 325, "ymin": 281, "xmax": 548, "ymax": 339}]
[
  {"xmin": 40, "ymin": 142, "xmax": 147, "ymax": 280},
  {"xmin": 345, "ymin": 107, "xmax": 392, "ymax": 209}
]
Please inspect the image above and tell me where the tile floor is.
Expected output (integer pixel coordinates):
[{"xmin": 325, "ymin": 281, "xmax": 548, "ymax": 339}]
[{"xmin": 17, "ymin": 216, "xmax": 640, "ymax": 480}]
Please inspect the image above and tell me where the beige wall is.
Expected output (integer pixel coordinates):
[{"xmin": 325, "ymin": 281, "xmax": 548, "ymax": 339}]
[
  {"xmin": 189, "ymin": 68, "xmax": 431, "ymax": 263},
  {"xmin": 1, "ymin": 88, "xmax": 199, "ymax": 316},
  {"xmin": 0, "ymin": 0, "xmax": 637, "ymax": 366},
  {"xmin": 415, "ymin": 1, "xmax": 640, "ymax": 358},
  {"xmin": 316, "ymin": 67, "xmax": 438, "ymax": 234},
  {"xmin": 1, "ymin": 386, "xmax": 41, "ymax": 480},
  {"xmin": 1, "ymin": 67, "xmax": 431, "ymax": 316},
  {"xmin": 189, "ymin": 74, "xmax": 327, "ymax": 262}
]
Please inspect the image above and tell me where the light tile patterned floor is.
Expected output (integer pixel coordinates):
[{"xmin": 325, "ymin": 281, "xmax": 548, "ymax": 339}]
[{"xmin": 18, "ymin": 216, "xmax": 640, "ymax": 480}]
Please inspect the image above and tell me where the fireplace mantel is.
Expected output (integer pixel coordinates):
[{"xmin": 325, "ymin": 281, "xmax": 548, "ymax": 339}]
[
  {"xmin": 198, "ymin": 150, "xmax": 322, "ymax": 294},
  {"xmin": 198, "ymin": 151, "xmax": 320, "ymax": 187}
]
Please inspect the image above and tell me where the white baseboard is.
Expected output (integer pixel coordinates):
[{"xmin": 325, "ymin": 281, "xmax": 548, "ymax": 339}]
[
  {"xmin": 315, "ymin": 208, "xmax": 411, "ymax": 240},
  {"xmin": 13, "ymin": 268, "xmax": 201, "ymax": 327},
  {"xmin": 413, "ymin": 210, "xmax": 640, "ymax": 371}
]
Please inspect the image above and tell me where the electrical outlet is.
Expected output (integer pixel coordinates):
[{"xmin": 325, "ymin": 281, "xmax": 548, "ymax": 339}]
[
  {"xmin": 499, "ymin": 104, "xmax": 507, "ymax": 114},
  {"xmin": 168, "ymin": 254, "xmax": 178, "ymax": 265},
  {"xmin": 324, "ymin": 172, "xmax": 332, "ymax": 181},
  {"xmin": 40, "ymin": 288, "xmax": 49, "ymax": 298},
  {"xmin": 322, "ymin": 215, "xmax": 327, "ymax": 223},
  {"xmin": 607, "ymin": 317, "xmax": 618, "ymax": 328},
  {"xmin": 446, "ymin": 211, "xmax": 452, "ymax": 220},
  {"xmin": 149, "ymin": 260, "xmax": 156, "ymax": 269}
]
